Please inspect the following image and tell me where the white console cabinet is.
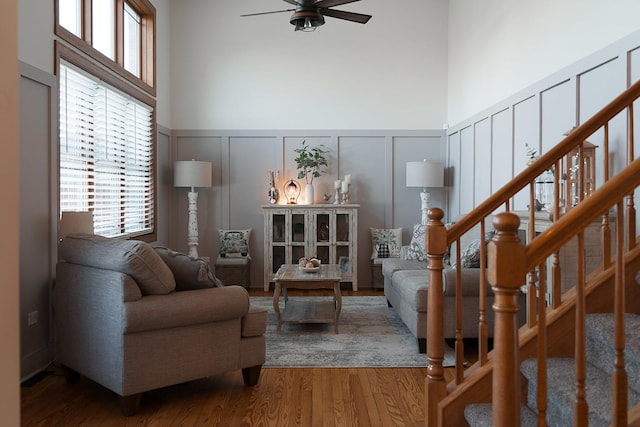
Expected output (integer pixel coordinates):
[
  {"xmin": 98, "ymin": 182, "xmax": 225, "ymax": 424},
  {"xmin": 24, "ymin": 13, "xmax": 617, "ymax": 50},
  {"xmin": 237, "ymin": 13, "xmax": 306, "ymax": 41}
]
[{"xmin": 262, "ymin": 204, "xmax": 359, "ymax": 291}]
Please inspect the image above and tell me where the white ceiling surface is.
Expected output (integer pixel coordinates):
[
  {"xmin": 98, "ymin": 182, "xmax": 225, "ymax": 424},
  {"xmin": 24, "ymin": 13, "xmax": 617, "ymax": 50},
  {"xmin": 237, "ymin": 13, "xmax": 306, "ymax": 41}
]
[{"xmin": 168, "ymin": 0, "xmax": 449, "ymax": 130}]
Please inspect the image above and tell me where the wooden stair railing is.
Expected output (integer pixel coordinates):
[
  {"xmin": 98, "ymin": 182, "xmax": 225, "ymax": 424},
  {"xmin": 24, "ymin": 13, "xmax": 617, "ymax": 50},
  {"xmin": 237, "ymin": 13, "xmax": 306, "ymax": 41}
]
[{"xmin": 425, "ymin": 77, "xmax": 640, "ymax": 427}]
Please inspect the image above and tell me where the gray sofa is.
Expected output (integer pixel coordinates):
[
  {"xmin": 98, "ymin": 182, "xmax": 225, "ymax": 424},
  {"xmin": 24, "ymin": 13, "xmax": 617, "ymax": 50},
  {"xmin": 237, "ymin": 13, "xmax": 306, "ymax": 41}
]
[
  {"xmin": 383, "ymin": 217, "xmax": 525, "ymax": 353},
  {"xmin": 54, "ymin": 234, "xmax": 267, "ymax": 415}
]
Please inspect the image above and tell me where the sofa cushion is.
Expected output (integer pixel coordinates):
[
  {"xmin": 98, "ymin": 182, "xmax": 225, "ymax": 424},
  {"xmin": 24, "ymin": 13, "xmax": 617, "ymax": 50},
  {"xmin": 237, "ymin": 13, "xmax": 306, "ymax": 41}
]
[
  {"xmin": 390, "ymin": 270, "xmax": 429, "ymax": 312},
  {"xmin": 381, "ymin": 258, "xmax": 428, "ymax": 279},
  {"xmin": 153, "ymin": 246, "xmax": 222, "ymax": 291},
  {"xmin": 59, "ymin": 233, "xmax": 175, "ymax": 295},
  {"xmin": 370, "ymin": 227, "xmax": 402, "ymax": 258}
]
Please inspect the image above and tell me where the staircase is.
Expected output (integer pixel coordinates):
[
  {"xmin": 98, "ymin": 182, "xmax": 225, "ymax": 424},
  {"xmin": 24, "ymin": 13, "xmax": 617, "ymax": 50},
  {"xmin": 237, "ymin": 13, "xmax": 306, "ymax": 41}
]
[
  {"xmin": 464, "ymin": 313, "xmax": 640, "ymax": 426},
  {"xmin": 423, "ymin": 78, "xmax": 640, "ymax": 427}
]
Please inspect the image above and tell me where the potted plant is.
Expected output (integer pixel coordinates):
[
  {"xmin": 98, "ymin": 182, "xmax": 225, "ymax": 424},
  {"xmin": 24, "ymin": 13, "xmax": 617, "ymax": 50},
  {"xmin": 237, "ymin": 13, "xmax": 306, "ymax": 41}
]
[{"xmin": 294, "ymin": 140, "xmax": 328, "ymax": 204}]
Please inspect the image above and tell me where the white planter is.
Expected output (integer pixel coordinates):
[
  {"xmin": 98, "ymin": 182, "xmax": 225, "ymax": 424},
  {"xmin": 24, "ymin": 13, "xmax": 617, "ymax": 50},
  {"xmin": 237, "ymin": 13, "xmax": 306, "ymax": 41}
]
[{"xmin": 305, "ymin": 184, "xmax": 314, "ymax": 205}]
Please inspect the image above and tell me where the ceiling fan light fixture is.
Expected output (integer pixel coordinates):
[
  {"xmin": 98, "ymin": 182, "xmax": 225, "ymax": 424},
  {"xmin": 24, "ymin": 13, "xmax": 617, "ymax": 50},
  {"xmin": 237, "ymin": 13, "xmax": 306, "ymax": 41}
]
[{"xmin": 290, "ymin": 10, "xmax": 324, "ymax": 31}]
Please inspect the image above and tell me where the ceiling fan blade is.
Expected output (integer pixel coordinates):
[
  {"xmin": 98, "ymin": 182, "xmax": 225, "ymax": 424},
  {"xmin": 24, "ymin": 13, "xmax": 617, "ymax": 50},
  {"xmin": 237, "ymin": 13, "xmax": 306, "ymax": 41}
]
[
  {"xmin": 315, "ymin": 0, "xmax": 361, "ymax": 8},
  {"xmin": 320, "ymin": 8, "xmax": 371, "ymax": 24},
  {"xmin": 240, "ymin": 8, "xmax": 296, "ymax": 17},
  {"xmin": 282, "ymin": 0, "xmax": 300, "ymax": 5}
]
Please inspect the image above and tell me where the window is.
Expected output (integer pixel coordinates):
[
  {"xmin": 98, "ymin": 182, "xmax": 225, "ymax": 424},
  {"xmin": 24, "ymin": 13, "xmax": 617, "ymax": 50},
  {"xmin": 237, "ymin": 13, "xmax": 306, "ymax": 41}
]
[
  {"xmin": 59, "ymin": 60, "xmax": 155, "ymax": 238},
  {"xmin": 55, "ymin": 0, "xmax": 155, "ymax": 94},
  {"xmin": 55, "ymin": 0, "xmax": 156, "ymax": 240}
]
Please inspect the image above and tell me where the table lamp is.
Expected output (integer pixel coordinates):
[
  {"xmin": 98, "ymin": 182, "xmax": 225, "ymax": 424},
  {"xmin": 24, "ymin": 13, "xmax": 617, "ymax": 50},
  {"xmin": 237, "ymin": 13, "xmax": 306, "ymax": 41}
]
[
  {"xmin": 406, "ymin": 160, "xmax": 444, "ymax": 224},
  {"xmin": 174, "ymin": 159, "xmax": 212, "ymax": 258},
  {"xmin": 59, "ymin": 211, "xmax": 94, "ymax": 240}
]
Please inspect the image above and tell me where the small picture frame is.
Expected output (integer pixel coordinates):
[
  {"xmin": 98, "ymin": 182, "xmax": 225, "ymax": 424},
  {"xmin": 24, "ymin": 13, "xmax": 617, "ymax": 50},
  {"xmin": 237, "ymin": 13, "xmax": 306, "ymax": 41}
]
[{"xmin": 338, "ymin": 256, "xmax": 350, "ymax": 274}]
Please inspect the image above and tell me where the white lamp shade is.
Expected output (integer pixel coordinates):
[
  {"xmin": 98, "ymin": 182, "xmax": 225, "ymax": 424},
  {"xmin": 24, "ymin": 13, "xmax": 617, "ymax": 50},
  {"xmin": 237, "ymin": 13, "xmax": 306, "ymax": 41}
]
[
  {"xmin": 406, "ymin": 161, "xmax": 444, "ymax": 188},
  {"xmin": 59, "ymin": 211, "xmax": 94, "ymax": 238},
  {"xmin": 174, "ymin": 160, "xmax": 212, "ymax": 188}
]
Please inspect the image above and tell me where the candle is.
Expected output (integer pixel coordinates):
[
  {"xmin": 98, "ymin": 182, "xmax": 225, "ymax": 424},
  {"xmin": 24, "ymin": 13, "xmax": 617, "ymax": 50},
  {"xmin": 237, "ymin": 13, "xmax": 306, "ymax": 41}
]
[
  {"xmin": 344, "ymin": 174, "xmax": 351, "ymax": 184},
  {"xmin": 334, "ymin": 179, "xmax": 341, "ymax": 189},
  {"xmin": 341, "ymin": 181, "xmax": 349, "ymax": 193}
]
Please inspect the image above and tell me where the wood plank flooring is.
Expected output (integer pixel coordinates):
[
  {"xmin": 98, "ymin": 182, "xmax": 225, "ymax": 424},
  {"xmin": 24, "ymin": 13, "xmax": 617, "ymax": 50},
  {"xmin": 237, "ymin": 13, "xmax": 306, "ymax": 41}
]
[{"xmin": 21, "ymin": 289, "xmax": 470, "ymax": 426}]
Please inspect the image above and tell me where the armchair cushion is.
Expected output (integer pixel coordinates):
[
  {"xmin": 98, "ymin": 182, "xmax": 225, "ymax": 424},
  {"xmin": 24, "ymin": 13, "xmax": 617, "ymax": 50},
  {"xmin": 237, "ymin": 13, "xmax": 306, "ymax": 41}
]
[
  {"xmin": 124, "ymin": 286, "xmax": 250, "ymax": 333},
  {"xmin": 153, "ymin": 246, "xmax": 221, "ymax": 291},
  {"xmin": 59, "ymin": 233, "xmax": 175, "ymax": 295}
]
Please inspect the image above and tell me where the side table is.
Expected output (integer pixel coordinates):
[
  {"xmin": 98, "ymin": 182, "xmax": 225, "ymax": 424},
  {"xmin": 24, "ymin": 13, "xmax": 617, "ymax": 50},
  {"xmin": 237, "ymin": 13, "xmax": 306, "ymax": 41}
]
[{"xmin": 215, "ymin": 256, "xmax": 251, "ymax": 288}]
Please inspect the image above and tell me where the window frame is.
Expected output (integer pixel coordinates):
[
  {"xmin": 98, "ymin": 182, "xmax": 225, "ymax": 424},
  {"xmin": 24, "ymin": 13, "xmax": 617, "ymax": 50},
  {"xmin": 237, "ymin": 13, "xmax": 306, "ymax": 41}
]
[
  {"xmin": 55, "ymin": 41, "xmax": 157, "ymax": 242},
  {"xmin": 54, "ymin": 0, "xmax": 156, "ymax": 96}
]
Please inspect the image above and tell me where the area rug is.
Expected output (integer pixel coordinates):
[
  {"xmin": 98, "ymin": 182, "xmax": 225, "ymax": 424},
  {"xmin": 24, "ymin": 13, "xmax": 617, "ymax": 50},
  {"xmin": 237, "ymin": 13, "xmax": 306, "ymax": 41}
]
[{"xmin": 250, "ymin": 296, "xmax": 457, "ymax": 368}]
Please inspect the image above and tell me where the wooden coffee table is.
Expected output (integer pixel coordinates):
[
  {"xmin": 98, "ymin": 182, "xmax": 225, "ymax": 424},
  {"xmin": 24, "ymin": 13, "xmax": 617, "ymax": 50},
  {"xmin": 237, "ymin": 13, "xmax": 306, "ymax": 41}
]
[{"xmin": 273, "ymin": 264, "xmax": 342, "ymax": 333}]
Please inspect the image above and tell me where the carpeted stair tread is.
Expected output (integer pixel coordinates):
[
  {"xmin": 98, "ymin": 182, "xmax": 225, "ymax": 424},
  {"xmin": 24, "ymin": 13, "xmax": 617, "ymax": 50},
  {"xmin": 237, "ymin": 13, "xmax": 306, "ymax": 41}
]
[
  {"xmin": 585, "ymin": 313, "xmax": 640, "ymax": 394},
  {"xmin": 464, "ymin": 403, "xmax": 538, "ymax": 427},
  {"xmin": 520, "ymin": 357, "xmax": 640, "ymax": 427}
]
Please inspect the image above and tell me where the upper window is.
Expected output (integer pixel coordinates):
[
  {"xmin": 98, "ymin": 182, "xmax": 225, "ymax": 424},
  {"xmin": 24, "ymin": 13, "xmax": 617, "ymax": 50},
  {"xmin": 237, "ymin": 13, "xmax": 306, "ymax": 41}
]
[
  {"xmin": 55, "ymin": 0, "xmax": 155, "ymax": 95},
  {"xmin": 58, "ymin": 60, "xmax": 156, "ymax": 239}
]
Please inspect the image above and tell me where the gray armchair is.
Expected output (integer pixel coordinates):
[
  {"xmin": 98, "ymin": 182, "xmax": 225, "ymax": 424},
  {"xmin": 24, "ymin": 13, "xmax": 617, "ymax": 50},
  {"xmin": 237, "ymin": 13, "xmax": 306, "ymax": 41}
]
[{"xmin": 54, "ymin": 234, "xmax": 267, "ymax": 416}]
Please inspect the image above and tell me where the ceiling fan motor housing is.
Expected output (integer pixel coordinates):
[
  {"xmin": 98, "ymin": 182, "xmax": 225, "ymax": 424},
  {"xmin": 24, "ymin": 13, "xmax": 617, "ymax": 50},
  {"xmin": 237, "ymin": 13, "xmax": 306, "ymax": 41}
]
[{"xmin": 290, "ymin": 9, "xmax": 325, "ymax": 28}]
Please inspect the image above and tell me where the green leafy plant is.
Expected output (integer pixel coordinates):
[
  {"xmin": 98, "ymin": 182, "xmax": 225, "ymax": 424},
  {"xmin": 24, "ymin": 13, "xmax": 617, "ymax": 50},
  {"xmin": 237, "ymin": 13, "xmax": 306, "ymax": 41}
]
[{"xmin": 294, "ymin": 140, "xmax": 329, "ymax": 184}]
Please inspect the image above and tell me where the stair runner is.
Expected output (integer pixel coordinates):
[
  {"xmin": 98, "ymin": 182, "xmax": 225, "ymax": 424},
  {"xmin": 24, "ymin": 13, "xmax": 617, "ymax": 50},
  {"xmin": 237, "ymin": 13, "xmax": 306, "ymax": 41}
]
[{"xmin": 464, "ymin": 313, "xmax": 640, "ymax": 426}]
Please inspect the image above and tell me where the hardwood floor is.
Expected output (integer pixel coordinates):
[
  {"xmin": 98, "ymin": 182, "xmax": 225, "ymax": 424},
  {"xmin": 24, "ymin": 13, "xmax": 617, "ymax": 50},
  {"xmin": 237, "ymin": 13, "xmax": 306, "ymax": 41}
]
[{"xmin": 21, "ymin": 288, "xmax": 470, "ymax": 426}]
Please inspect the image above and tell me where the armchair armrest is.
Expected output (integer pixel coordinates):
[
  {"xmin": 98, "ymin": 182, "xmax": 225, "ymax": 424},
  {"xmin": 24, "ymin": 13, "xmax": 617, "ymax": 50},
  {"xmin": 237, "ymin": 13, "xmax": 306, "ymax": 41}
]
[{"xmin": 125, "ymin": 285, "xmax": 250, "ymax": 333}]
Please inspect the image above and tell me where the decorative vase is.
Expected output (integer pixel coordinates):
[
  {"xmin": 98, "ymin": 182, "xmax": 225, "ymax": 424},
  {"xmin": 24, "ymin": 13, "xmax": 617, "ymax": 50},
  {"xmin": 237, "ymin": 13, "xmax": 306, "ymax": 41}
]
[
  {"xmin": 305, "ymin": 183, "xmax": 314, "ymax": 205},
  {"xmin": 268, "ymin": 186, "xmax": 279, "ymax": 204}
]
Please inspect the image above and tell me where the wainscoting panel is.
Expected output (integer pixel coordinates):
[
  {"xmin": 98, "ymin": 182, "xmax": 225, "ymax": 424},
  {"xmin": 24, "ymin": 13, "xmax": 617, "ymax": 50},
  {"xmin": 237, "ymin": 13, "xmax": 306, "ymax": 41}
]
[
  {"xmin": 474, "ymin": 118, "xmax": 492, "ymax": 205},
  {"xmin": 170, "ymin": 130, "xmax": 445, "ymax": 288},
  {"xmin": 491, "ymin": 108, "xmax": 513, "ymax": 197},
  {"xmin": 19, "ymin": 63, "xmax": 56, "ymax": 380},
  {"xmin": 446, "ymin": 30, "xmax": 640, "ymax": 221},
  {"xmin": 447, "ymin": 132, "xmax": 461, "ymax": 219}
]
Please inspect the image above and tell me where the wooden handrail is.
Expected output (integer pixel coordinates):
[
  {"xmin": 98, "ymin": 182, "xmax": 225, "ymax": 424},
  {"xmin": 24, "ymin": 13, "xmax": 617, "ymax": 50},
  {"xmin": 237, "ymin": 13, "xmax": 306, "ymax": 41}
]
[
  {"xmin": 526, "ymin": 157, "xmax": 640, "ymax": 269},
  {"xmin": 427, "ymin": 78, "xmax": 640, "ymax": 426}
]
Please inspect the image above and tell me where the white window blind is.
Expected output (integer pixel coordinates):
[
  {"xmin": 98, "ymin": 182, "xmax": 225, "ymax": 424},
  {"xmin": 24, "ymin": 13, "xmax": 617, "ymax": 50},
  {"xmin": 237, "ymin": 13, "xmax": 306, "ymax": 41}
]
[{"xmin": 59, "ymin": 61, "xmax": 155, "ymax": 238}]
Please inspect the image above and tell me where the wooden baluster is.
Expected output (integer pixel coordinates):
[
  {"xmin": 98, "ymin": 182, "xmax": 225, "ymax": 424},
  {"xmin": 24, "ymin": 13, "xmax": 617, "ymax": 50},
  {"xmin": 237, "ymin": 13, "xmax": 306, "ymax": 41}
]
[
  {"xmin": 527, "ymin": 185, "xmax": 538, "ymax": 328},
  {"xmin": 536, "ymin": 261, "xmax": 548, "ymax": 426},
  {"xmin": 488, "ymin": 213, "xmax": 526, "ymax": 427},
  {"xmin": 425, "ymin": 208, "xmax": 447, "ymax": 427},
  {"xmin": 602, "ymin": 123, "xmax": 612, "ymax": 269},
  {"xmin": 627, "ymin": 105, "xmax": 636, "ymax": 250},
  {"xmin": 478, "ymin": 218, "xmax": 489, "ymax": 365},
  {"xmin": 612, "ymin": 201, "xmax": 628, "ymax": 426},
  {"xmin": 574, "ymin": 231, "xmax": 588, "ymax": 425},
  {"xmin": 551, "ymin": 161, "xmax": 562, "ymax": 309}
]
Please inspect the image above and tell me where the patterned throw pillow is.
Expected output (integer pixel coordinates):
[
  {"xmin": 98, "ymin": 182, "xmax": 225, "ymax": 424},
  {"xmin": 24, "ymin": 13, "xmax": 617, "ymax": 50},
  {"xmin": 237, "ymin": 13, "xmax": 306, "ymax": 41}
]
[
  {"xmin": 450, "ymin": 230, "xmax": 496, "ymax": 268},
  {"xmin": 370, "ymin": 228, "xmax": 402, "ymax": 258},
  {"xmin": 218, "ymin": 229, "xmax": 251, "ymax": 257},
  {"xmin": 153, "ymin": 246, "xmax": 222, "ymax": 290},
  {"xmin": 406, "ymin": 224, "xmax": 427, "ymax": 262},
  {"xmin": 406, "ymin": 222, "xmax": 456, "ymax": 263},
  {"xmin": 375, "ymin": 243, "xmax": 390, "ymax": 258}
]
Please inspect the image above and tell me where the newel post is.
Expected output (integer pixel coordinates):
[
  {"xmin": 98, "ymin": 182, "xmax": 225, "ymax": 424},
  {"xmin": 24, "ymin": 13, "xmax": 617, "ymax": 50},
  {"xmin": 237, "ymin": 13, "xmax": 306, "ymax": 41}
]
[
  {"xmin": 488, "ymin": 213, "xmax": 526, "ymax": 427},
  {"xmin": 425, "ymin": 208, "xmax": 447, "ymax": 427}
]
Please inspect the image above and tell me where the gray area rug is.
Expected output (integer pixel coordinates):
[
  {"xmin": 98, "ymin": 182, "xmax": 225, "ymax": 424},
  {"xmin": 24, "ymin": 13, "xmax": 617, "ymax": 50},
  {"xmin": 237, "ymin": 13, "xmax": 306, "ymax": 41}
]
[{"xmin": 250, "ymin": 296, "xmax": 457, "ymax": 368}]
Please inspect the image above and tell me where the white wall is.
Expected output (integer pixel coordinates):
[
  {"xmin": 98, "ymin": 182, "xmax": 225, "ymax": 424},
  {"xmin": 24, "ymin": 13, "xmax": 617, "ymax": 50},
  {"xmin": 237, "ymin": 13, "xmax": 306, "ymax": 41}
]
[
  {"xmin": 169, "ymin": 0, "xmax": 448, "ymax": 130},
  {"xmin": 448, "ymin": 0, "xmax": 640, "ymax": 125}
]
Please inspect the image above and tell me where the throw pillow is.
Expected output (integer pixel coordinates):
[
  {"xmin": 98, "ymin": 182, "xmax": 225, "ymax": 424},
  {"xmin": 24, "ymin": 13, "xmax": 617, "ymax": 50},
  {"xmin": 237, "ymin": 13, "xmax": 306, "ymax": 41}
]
[
  {"xmin": 59, "ymin": 233, "xmax": 176, "ymax": 295},
  {"xmin": 406, "ymin": 224, "xmax": 427, "ymax": 262},
  {"xmin": 153, "ymin": 246, "xmax": 222, "ymax": 291},
  {"xmin": 375, "ymin": 243, "xmax": 390, "ymax": 258},
  {"xmin": 218, "ymin": 229, "xmax": 251, "ymax": 257},
  {"xmin": 370, "ymin": 227, "xmax": 402, "ymax": 258},
  {"xmin": 450, "ymin": 230, "xmax": 496, "ymax": 268}
]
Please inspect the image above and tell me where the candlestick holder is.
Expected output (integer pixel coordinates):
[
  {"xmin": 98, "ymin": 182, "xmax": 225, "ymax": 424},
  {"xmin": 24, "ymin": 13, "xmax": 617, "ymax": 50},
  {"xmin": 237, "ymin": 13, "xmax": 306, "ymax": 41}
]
[
  {"xmin": 341, "ymin": 190, "xmax": 350, "ymax": 204},
  {"xmin": 334, "ymin": 188, "xmax": 341, "ymax": 204}
]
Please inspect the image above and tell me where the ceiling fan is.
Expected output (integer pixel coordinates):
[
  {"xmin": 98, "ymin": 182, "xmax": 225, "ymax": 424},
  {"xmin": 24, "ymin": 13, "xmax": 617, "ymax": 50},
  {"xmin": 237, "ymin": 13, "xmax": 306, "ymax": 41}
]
[{"xmin": 241, "ymin": 0, "xmax": 372, "ymax": 32}]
